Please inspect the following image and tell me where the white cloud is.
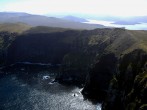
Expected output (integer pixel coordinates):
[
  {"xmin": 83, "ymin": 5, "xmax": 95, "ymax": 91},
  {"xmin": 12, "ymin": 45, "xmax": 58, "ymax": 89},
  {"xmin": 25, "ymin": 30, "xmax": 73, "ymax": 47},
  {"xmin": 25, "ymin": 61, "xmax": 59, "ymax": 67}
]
[{"xmin": 1, "ymin": 0, "xmax": 147, "ymax": 16}]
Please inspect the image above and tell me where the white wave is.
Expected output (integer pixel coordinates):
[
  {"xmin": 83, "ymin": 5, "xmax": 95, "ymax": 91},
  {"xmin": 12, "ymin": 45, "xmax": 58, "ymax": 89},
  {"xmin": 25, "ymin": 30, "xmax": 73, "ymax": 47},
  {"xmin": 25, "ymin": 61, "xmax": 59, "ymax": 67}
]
[
  {"xmin": 96, "ymin": 104, "xmax": 102, "ymax": 110},
  {"xmin": 78, "ymin": 88, "xmax": 83, "ymax": 94},
  {"xmin": 42, "ymin": 75, "xmax": 50, "ymax": 80},
  {"xmin": 72, "ymin": 93, "xmax": 78, "ymax": 97}
]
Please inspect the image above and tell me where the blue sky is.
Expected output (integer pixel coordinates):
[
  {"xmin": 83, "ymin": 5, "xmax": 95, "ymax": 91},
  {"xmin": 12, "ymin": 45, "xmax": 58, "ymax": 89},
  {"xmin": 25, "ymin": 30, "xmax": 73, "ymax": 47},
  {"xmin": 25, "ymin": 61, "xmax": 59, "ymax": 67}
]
[{"xmin": 0, "ymin": 0, "xmax": 147, "ymax": 17}]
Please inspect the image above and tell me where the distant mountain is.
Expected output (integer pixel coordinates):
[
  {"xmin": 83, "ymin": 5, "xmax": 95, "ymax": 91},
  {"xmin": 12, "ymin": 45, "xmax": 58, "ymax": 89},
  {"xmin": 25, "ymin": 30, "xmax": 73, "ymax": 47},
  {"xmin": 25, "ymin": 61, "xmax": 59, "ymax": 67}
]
[
  {"xmin": 0, "ymin": 12, "xmax": 105, "ymax": 30},
  {"xmin": 62, "ymin": 15, "xmax": 88, "ymax": 22},
  {"xmin": 0, "ymin": 12, "xmax": 30, "ymax": 19},
  {"xmin": 112, "ymin": 16, "xmax": 147, "ymax": 25},
  {"xmin": 112, "ymin": 21, "xmax": 141, "ymax": 25}
]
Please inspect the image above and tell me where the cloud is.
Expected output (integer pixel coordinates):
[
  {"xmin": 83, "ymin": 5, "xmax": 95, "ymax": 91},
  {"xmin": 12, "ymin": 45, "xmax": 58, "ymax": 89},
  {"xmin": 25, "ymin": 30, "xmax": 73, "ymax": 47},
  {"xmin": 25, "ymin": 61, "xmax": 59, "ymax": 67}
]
[{"xmin": 1, "ymin": 0, "xmax": 147, "ymax": 16}]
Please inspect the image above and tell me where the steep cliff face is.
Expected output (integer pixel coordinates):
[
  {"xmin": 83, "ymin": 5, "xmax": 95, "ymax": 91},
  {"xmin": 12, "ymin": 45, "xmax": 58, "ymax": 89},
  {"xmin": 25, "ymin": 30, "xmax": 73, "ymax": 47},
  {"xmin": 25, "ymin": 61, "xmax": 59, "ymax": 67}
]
[
  {"xmin": 82, "ymin": 53, "xmax": 118, "ymax": 101},
  {"xmin": 80, "ymin": 29, "xmax": 147, "ymax": 109},
  {"xmin": 7, "ymin": 32, "xmax": 73, "ymax": 64},
  {"xmin": 7, "ymin": 28, "xmax": 126, "ymax": 65},
  {"xmin": 6, "ymin": 29, "xmax": 127, "ymax": 80},
  {"xmin": 0, "ymin": 32, "xmax": 17, "ymax": 66},
  {"xmin": 6, "ymin": 28, "xmax": 120, "ymax": 83},
  {"xmin": 81, "ymin": 49, "xmax": 147, "ymax": 109},
  {"xmin": 125, "ymin": 71, "xmax": 147, "ymax": 110},
  {"xmin": 102, "ymin": 49, "xmax": 147, "ymax": 110}
]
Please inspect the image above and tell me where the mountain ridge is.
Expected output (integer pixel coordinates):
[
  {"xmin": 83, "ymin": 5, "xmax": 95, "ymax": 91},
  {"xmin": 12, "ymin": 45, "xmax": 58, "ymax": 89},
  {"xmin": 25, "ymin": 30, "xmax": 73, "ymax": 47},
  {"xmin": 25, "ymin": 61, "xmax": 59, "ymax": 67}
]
[{"xmin": 0, "ymin": 12, "xmax": 105, "ymax": 30}]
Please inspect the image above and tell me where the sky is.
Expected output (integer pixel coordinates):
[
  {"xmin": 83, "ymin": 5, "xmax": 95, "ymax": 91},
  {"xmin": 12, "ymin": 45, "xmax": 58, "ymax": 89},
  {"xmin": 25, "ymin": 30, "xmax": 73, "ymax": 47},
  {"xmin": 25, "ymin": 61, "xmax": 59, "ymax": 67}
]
[{"xmin": 0, "ymin": 0, "xmax": 147, "ymax": 17}]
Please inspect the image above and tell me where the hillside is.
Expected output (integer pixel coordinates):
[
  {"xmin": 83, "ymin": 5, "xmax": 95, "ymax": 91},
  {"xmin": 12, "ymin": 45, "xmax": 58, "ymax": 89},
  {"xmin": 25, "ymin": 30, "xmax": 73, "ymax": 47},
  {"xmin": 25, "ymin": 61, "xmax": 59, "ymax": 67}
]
[
  {"xmin": 25, "ymin": 26, "xmax": 72, "ymax": 34},
  {"xmin": 0, "ymin": 22, "xmax": 32, "ymax": 33},
  {"xmin": 0, "ymin": 23, "xmax": 73, "ymax": 34},
  {"xmin": 105, "ymin": 29, "xmax": 147, "ymax": 55}
]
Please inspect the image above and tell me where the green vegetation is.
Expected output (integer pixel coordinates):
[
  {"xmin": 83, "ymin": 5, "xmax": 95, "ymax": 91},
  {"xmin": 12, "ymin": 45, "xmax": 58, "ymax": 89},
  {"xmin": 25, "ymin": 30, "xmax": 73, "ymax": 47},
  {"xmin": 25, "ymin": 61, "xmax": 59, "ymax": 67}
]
[
  {"xmin": 25, "ymin": 26, "xmax": 72, "ymax": 34},
  {"xmin": 0, "ymin": 23, "xmax": 31, "ymax": 33},
  {"xmin": 126, "ymin": 72, "xmax": 147, "ymax": 110},
  {"xmin": 140, "ymin": 104, "xmax": 147, "ymax": 110}
]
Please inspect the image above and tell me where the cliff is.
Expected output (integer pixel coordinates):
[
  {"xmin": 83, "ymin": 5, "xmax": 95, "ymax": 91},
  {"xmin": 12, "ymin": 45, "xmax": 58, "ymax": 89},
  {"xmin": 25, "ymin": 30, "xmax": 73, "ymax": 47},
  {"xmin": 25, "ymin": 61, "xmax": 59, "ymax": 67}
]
[
  {"xmin": 0, "ymin": 27, "xmax": 147, "ymax": 110},
  {"xmin": 103, "ymin": 49, "xmax": 147, "ymax": 110}
]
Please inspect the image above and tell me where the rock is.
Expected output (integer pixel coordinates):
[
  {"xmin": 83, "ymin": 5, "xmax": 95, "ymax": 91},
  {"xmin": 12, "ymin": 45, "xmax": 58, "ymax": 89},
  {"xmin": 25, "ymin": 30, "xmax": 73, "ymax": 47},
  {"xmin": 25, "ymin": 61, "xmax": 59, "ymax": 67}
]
[
  {"xmin": 103, "ymin": 49, "xmax": 147, "ymax": 110},
  {"xmin": 82, "ymin": 53, "xmax": 118, "ymax": 101},
  {"xmin": 42, "ymin": 75, "xmax": 50, "ymax": 80}
]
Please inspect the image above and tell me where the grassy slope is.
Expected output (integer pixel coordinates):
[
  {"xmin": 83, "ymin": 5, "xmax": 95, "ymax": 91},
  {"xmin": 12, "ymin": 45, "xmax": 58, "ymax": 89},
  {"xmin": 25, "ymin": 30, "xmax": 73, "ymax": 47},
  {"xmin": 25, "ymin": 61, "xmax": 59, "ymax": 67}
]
[
  {"xmin": 0, "ymin": 23, "xmax": 75, "ymax": 34},
  {"xmin": 82, "ymin": 28, "xmax": 147, "ymax": 57},
  {"xmin": 25, "ymin": 26, "xmax": 75, "ymax": 34},
  {"xmin": 0, "ymin": 23, "xmax": 32, "ymax": 33},
  {"xmin": 101, "ymin": 30, "xmax": 147, "ymax": 55},
  {"xmin": 128, "ymin": 30, "xmax": 147, "ymax": 51}
]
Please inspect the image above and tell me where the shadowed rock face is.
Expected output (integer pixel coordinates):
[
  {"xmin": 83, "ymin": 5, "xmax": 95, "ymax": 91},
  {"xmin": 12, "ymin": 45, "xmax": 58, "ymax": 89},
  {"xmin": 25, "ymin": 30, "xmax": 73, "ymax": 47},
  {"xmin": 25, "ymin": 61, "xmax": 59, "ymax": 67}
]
[
  {"xmin": 7, "ymin": 33, "xmax": 72, "ymax": 64},
  {"xmin": 81, "ymin": 49, "xmax": 147, "ymax": 110},
  {"xmin": 6, "ymin": 28, "xmax": 125, "ymax": 65},
  {"xmin": 0, "ymin": 32, "xmax": 17, "ymax": 66},
  {"xmin": 102, "ymin": 49, "xmax": 147, "ymax": 110},
  {"xmin": 82, "ymin": 53, "xmax": 118, "ymax": 101}
]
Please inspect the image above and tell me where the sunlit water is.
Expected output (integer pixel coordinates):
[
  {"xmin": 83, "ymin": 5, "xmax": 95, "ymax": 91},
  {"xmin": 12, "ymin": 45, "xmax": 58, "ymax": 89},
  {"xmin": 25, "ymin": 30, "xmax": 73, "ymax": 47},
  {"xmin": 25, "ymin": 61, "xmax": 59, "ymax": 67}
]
[
  {"xmin": 84, "ymin": 19, "xmax": 147, "ymax": 30},
  {"xmin": 0, "ymin": 72, "xmax": 101, "ymax": 110}
]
